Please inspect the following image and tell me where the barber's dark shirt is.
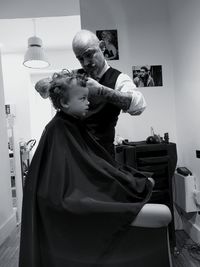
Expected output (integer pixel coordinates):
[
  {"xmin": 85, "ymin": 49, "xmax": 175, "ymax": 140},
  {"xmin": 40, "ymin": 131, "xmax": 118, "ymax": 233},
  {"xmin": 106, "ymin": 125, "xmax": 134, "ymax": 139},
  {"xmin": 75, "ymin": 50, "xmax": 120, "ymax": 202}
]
[{"xmin": 81, "ymin": 67, "xmax": 121, "ymax": 156}]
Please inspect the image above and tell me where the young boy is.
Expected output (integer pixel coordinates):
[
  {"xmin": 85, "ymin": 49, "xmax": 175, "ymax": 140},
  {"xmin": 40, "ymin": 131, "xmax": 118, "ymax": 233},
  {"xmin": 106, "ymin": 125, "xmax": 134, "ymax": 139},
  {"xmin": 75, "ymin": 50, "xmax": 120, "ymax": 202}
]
[
  {"xmin": 19, "ymin": 71, "xmax": 153, "ymax": 267},
  {"xmin": 49, "ymin": 70, "xmax": 90, "ymax": 118}
]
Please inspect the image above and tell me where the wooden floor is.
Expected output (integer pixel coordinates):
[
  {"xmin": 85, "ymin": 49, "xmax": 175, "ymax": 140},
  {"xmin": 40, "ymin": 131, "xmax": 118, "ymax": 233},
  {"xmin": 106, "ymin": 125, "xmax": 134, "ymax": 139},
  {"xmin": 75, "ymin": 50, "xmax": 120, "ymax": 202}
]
[
  {"xmin": 0, "ymin": 226, "xmax": 200, "ymax": 267},
  {"xmin": 172, "ymin": 230, "xmax": 200, "ymax": 267},
  {"xmin": 0, "ymin": 225, "xmax": 20, "ymax": 267}
]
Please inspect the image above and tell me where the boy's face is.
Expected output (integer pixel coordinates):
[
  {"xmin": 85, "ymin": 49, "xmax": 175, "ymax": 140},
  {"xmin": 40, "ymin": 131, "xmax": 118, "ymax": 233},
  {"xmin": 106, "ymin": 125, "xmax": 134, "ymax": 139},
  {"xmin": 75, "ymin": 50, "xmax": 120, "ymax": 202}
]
[{"xmin": 65, "ymin": 81, "xmax": 89, "ymax": 118}]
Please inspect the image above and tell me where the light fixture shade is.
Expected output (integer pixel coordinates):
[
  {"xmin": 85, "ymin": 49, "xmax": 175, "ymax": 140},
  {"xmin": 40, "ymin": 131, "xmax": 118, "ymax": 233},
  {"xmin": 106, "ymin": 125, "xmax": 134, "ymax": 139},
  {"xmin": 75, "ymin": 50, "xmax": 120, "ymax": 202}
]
[{"xmin": 23, "ymin": 36, "xmax": 50, "ymax": 69}]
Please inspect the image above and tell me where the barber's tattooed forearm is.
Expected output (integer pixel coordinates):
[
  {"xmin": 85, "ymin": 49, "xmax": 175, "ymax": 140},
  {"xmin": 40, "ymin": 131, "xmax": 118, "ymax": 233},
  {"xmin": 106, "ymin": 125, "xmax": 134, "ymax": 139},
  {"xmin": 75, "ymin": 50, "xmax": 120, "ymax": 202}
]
[{"xmin": 98, "ymin": 86, "xmax": 132, "ymax": 110}]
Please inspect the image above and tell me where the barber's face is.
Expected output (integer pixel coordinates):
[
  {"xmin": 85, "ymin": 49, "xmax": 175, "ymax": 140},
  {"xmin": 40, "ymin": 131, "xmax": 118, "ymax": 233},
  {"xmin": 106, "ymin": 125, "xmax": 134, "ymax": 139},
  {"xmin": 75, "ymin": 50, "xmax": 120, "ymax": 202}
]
[{"xmin": 74, "ymin": 42, "xmax": 105, "ymax": 78}]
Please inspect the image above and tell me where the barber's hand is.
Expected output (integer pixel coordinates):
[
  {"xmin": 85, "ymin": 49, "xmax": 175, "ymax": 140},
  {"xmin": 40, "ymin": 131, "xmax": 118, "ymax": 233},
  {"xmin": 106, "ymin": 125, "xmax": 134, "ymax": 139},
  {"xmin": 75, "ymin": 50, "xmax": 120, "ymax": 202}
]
[
  {"xmin": 148, "ymin": 177, "xmax": 155, "ymax": 188},
  {"xmin": 86, "ymin": 77, "xmax": 102, "ymax": 96}
]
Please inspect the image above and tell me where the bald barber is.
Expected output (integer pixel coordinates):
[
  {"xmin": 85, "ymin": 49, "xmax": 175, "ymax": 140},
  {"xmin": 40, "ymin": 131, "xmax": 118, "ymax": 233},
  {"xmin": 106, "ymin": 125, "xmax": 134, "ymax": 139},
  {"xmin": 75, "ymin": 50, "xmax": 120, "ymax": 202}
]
[{"xmin": 72, "ymin": 30, "xmax": 146, "ymax": 157}]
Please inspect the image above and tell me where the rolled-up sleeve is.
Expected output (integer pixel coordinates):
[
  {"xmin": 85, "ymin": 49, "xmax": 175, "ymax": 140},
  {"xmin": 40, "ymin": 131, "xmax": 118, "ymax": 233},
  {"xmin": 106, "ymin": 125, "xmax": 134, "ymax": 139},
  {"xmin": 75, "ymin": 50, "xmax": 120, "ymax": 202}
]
[{"xmin": 115, "ymin": 73, "xmax": 147, "ymax": 115}]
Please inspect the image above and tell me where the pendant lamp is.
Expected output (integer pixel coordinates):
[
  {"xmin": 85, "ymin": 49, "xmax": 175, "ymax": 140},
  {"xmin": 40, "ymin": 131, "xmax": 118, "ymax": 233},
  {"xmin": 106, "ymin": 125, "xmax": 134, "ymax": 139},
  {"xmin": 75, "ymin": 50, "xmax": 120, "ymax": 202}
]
[{"xmin": 23, "ymin": 19, "xmax": 50, "ymax": 69}]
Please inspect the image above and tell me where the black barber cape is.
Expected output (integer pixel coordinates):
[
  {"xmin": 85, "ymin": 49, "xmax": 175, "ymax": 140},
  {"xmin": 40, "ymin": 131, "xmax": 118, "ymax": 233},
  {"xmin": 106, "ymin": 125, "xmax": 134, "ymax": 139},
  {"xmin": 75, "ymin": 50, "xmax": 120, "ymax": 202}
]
[{"xmin": 19, "ymin": 111, "xmax": 153, "ymax": 267}]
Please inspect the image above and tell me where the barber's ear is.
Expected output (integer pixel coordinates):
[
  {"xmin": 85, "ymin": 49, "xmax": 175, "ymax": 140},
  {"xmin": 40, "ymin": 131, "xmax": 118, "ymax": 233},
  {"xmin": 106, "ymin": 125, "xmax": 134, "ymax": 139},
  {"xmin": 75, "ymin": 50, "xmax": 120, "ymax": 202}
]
[
  {"xmin": 99, "ymin": 40, "xmax": 106, "ymax": 52},
  {"xmin": 60, "ymin": 98, "xmax": 69, "ymax": 109}
]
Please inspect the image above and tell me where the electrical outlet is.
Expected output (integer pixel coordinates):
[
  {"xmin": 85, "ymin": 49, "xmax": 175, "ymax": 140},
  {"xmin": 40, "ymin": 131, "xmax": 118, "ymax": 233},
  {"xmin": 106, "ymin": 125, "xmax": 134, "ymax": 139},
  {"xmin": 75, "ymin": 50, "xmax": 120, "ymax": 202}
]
[{"xmin": 196, "ymin": 150, "xmax": 200, "ymax": 158}]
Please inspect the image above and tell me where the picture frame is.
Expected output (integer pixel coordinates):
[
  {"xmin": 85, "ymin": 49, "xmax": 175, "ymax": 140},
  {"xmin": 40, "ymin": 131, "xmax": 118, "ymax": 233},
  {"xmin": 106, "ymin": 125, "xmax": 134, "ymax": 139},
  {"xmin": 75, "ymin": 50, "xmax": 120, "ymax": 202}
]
[
  {"xmin": 132, "ymin": 65, "xmax": 163, "ymax": 87},
  {"xmin": 96, "ymin": 29, "xmax": 119, "ymax": 60}
]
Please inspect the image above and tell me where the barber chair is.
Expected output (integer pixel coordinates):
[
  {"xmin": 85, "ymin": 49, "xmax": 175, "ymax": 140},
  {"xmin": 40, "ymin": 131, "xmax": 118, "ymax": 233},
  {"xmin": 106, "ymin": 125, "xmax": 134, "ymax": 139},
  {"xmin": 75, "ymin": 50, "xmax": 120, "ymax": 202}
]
[
  {"xmin": 130, "ymin": 203, "xmax": 173, "ymax": 267},
  {"xmin": 102, "ymin": 203, "xmax": 172, "ymax": 267}
]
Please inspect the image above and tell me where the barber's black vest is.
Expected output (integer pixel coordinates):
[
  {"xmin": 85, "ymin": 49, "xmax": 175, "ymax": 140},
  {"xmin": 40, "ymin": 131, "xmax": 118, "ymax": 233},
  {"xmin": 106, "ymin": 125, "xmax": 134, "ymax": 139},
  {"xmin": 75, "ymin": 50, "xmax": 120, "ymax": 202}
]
[{"xmin": 84, "ymin": 67, "xmax": 121, "ymax": 154}]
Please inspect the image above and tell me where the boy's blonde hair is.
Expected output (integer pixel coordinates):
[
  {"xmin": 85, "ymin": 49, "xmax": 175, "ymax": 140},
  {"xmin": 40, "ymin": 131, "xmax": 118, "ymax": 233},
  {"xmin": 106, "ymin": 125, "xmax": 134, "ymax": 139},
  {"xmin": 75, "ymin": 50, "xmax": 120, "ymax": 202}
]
[
  {"xmin": 49, "ymin": 69, "xmax": 88, "ymax": 110},
  {"xmin": 35, "ymin": 77, "xmax": 52, "ymax": 99}
]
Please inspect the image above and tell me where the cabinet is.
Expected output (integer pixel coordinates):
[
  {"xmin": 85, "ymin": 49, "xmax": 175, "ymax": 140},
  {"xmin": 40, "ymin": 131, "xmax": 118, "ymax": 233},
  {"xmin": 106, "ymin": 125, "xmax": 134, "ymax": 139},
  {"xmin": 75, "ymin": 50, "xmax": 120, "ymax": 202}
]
[{"xmin": 115, "ymin": 142, "xmax": 177, "ymax": 249}]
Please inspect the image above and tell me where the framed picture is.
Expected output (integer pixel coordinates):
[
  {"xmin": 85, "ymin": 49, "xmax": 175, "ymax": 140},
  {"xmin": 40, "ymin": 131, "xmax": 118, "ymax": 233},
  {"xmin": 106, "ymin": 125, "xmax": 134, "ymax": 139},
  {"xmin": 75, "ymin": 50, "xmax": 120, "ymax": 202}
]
[
  {"xmin": 96, "ymin": 29, "xmax": 119, "ymax": 60},
  {"xmin": 132, "ymin": 65, "xmax": 163, "ymax": 87}
]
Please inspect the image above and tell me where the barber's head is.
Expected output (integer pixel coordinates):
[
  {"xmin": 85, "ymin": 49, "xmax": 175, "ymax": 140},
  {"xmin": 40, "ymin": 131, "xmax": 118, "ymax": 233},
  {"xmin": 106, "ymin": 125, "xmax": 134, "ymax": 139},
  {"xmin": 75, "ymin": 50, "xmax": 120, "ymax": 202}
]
[{"xmin": 72, "ymin": 30, "xmax": 105, "ymax": 78}]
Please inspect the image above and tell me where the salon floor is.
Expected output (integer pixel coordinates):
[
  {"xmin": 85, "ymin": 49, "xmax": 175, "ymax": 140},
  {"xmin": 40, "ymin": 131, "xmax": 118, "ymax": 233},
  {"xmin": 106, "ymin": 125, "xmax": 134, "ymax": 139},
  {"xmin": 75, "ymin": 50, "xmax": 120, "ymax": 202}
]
[
  {"xmin": 0, "ymin": 226, "xmax": 200, "ymax": 267},
  {"xmin": 0, "ymin": 225, "xmax": 20, "ymax": 267}
]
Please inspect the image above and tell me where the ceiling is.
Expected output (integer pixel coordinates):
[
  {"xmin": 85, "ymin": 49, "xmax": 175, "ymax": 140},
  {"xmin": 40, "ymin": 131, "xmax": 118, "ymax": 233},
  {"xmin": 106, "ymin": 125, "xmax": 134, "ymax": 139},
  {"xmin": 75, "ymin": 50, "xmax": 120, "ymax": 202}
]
[{"xmin": 0, "ymin": 15, "xmax": 81, "ymax": 53}]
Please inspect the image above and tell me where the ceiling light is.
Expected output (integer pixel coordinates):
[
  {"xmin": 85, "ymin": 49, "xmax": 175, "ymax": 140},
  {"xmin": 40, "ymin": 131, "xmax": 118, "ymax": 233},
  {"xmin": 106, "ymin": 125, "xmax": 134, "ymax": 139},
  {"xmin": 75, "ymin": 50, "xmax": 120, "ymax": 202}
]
[{"xmin": 23, "ymin": 19, "xmax": 50, "ymax": 69}]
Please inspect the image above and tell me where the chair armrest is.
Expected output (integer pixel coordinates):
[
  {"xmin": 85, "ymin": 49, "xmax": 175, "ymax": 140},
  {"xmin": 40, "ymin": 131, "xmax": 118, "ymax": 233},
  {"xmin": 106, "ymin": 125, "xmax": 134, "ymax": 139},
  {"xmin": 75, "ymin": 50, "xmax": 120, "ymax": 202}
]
[{"xmin": 131, "ymin": 204, "xmax": 172, "ymax": 228}]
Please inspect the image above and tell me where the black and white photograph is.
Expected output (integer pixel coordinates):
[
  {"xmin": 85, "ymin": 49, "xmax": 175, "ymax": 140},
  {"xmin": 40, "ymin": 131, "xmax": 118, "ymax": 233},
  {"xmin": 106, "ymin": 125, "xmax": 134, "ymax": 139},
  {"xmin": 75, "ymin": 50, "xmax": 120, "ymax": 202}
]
[
  {"xmin": 0, "ymin": 1, "xmax": 200, "ymax": 267},
  {"xmin": 96, "ymin": 29, "xmax": 119, "ymax": 60},
  {"xmin": 132, "ymin": 65, "xmax": 163, "ymax": 87}
]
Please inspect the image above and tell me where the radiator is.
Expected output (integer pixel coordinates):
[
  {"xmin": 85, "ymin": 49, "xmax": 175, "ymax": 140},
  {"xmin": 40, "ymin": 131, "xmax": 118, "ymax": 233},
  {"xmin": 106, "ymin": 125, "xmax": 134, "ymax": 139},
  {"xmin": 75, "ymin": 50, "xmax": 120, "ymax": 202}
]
[{"xmin": 174, "ymin": 173, "xmax": 200, "ymax": 213}]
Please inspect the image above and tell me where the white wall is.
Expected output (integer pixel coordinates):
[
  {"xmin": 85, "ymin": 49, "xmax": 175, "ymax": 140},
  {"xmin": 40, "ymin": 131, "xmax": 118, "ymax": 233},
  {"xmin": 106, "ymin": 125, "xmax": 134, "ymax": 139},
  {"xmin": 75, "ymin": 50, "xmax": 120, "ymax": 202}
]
[
  {"xmin": 0, "ymin": 51, "xmax": 16, "ymax": 246},
  {"xmin": 2, "ymin": 53, "xmax": 33, "ymax": 224},
  {"xmin": 168, "ymin": 0, "xmax": 200, "ymax": 242},
  {"xmin": 168, "ymin": 0, "xmax": 200, "ymax": 185},
  {"xmin": 80, "ymin": 0, "xmax": 177, "ymax": 143}
]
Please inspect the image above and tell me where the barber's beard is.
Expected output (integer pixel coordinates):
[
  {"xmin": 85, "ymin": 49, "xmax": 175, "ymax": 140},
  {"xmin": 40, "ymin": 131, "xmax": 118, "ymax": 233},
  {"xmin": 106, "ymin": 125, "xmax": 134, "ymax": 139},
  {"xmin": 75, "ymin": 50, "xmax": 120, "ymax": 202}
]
[{"xmin": 86, "ymin": 65, "xmax": 99, "ymax": 79}]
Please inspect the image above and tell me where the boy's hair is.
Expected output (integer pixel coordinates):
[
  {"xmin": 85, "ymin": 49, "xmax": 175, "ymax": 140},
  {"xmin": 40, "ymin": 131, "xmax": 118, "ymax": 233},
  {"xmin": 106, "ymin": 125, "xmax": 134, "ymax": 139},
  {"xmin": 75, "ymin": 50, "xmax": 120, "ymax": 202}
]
[
  {"xmin": 35, "ymin": 77, "xmax": 52, "ymax": 99},
  {"xmin": 49, "ymin": 69, "xmax": 88, "ymax": 110}
]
